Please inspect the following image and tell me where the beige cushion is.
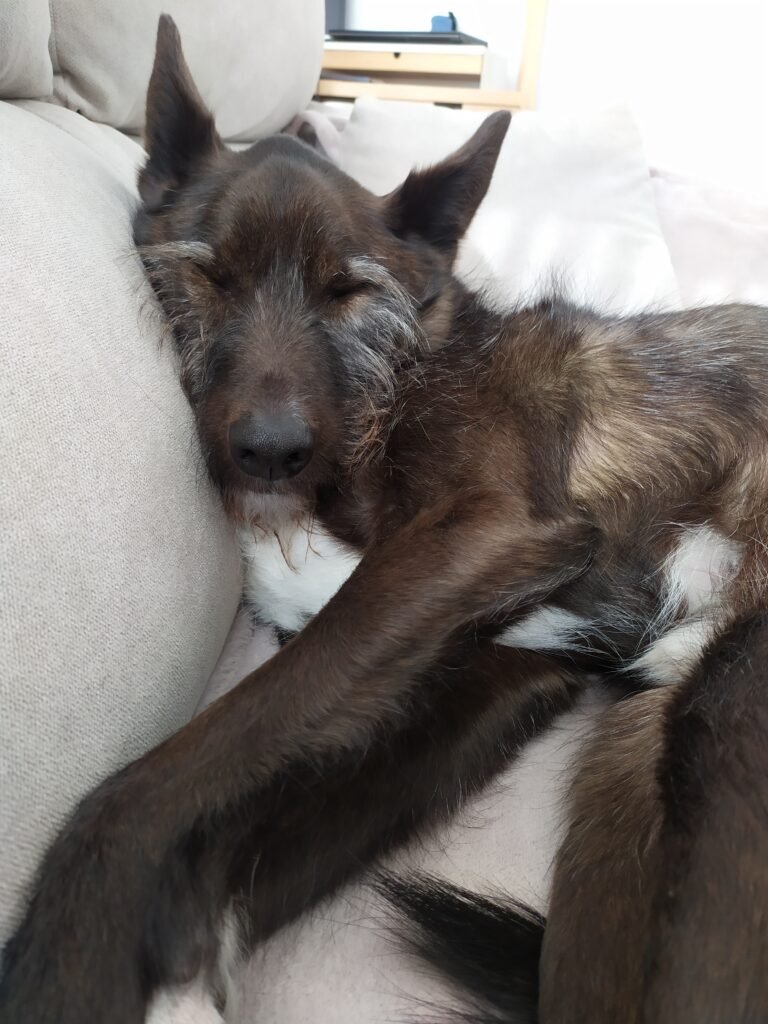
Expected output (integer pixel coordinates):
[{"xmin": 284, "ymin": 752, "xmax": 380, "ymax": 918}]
[
  {"xmin": 0, "ymin": 0, "xmax": 53, "ymax": 99},
  {"xmin": 49, "ymin": 0, "xmax": 324, "ymax": 140},
  {"xmin": 0, "ymin": 99, "xmax": 241, "ymax": 938}
]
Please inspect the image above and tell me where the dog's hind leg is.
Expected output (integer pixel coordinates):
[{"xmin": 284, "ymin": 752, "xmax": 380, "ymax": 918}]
[{"xmin": 539, "ymin": 610, "xmax": 768, "ymax": 1024}]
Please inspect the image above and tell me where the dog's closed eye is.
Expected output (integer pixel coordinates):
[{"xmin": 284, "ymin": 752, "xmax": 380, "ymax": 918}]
[
  {"xmin": 138, "ymin": 240, "xmax": 216, "ymax": 271},
  {"xmin": 326, "ymin": 273, "xmax": 375, "ymax": 303}
]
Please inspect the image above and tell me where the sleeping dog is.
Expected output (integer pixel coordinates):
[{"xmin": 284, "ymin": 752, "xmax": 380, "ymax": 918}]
[{"xmin": 1, "ymin": 15, "xmax": 767, "ymax": 1024}]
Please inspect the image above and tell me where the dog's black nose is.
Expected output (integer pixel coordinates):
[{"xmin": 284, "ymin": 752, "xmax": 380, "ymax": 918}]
[{"xmin": 229, "ymin": 414, "xmax": 315, "ymax": 481}]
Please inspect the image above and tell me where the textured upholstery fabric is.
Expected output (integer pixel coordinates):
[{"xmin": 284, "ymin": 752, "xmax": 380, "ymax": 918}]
[
  {"xmin": 0, "ymin": 100, "xmax": 241, "ymax": 939},
  {"xmin": 0, "ymin": 0, "xmax": 53, "ymax": 99},
  {"xmin": 49, "ymin": 0, "xmax": 324, "ymax": 141}
]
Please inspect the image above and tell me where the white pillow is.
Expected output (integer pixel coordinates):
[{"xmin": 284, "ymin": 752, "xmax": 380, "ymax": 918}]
[
  {"xmin": 652, "ymin": 169, "xmax": 768, "ymax": 308},
  {"xmin": 336, "ymin": 99, "xmax": 680, "ymax": 313}
]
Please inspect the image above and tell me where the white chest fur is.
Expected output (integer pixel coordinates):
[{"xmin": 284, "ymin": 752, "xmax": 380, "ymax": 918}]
[
  {"xmin": 239, "ymin": 517, "xmax": 362, "ymax": 633},
  {"xmin": 240, "ymin": 517, "xmax": 743, "ymax": 687}
]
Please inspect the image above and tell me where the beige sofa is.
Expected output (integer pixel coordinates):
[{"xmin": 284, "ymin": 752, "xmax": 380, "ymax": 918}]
[
  {"xmin": 0, "ymin": 0, "xmax": 323, "ymax": 940},
  {"xmin": 5, "ymin": 3, "xmax": 768, "ymax": 1019}
]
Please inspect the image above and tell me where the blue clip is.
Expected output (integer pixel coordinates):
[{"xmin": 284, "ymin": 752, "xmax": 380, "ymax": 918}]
[{"xmin": 431, "ymin": 13, "xmax": 457, "ymax": 32}]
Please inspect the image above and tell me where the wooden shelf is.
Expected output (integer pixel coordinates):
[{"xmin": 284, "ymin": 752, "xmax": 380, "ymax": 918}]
[
  {"xmin": 322, "ymin": 49, "xmax": 484, "ymax": 77},
  {"xmin": 315, "ymin": 0, "xmax": 548, "ymax": 112}
]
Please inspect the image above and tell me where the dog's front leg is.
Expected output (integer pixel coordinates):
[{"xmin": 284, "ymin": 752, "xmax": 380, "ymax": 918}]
[
  {"xmin": 0, "ymin": 501, "xmax": 592, "ymax": 1024},
  {"xmin": 141, "ymin": 640, "xmax": 581, "ymax": 1023}
]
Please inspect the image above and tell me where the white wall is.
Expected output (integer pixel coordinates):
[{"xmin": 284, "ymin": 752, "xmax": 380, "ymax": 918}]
[{"xmin": 346, "ymin": 0, "xmax": 768, "ymax": 201}]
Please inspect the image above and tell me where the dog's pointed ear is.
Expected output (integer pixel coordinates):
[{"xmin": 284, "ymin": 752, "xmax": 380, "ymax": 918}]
[
  {"xmin": 139, "ymin": 14, "xmax": 222, "ymax": 210},
  {"xmin": 384, "ymin": 110, "xmax": 510, "ymax": 256}
]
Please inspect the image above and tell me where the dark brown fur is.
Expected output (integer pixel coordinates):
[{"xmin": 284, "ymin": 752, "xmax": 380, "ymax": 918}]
[{"xmin": 2, "ymin": 15, "xmax": 768, "ymax": 1024}]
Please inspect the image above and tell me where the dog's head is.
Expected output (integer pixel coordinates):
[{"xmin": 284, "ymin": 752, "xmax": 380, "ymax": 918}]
[{"xmin": 134, "ymin": 15, "xmax": 509, "ymax": 521}]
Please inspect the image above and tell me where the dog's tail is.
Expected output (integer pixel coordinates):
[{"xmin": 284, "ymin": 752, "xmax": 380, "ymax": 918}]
[{"xmin": 376, "ymin": 873, "xmax": 543, "ymax": 1024}]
